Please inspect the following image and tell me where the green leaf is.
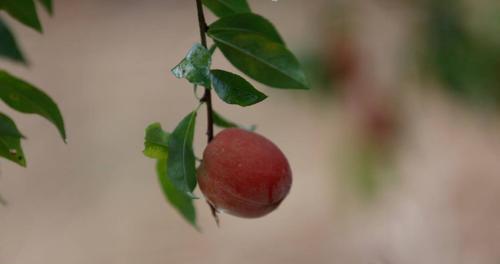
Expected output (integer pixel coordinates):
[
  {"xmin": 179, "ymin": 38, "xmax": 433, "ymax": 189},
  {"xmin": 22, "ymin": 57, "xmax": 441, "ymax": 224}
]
[
  {"xmin": 171, "ymin": 43, "xmax": 211, "ymax": 87},
  {"xmin": 167, "ymin": 111, "xmax": 198, "ymax": 197},
  {"xmin": 202, "ymin": 0, "xmax": 250, "ymax": 18},
  {"xmin": 211, "ymin": 69, "xmax": 267, "ymax": 106},
  {"xmin": 37, "ymin": 0, "xmax": 52, "ymax": 15},
  {"xmin": 0, "ymin": 192, "xmax": 7, "ymax": 206},
  {"xmin": 212, "ymin": 111, "xmax": 238, "ymax": 128},
  {"xmin": 143, "ymin": 123, "xmax": 169, "ymax": 160},
  {"xmin": 208, "ymin": 44, "xmax": 217, "ymax": 55},
  {"xmin": 157, "ymin": 159, "xmax": 197, "ymax": 228},
  {"xmin": 0, "ymin": 112, "xmax": 24, "ymax": 138},
  {"xmin": 0, "ymin": 0, "xmax": 42, "ymax": 32},
  {"xmin": 212, "ymin": 111, "xmax": 256, "ymax": 131},
  {"xmin": 0, "ymin": 71, "xmax": 66, "ymax": 141},
  {"xmin": 143, "ymin": 123, "xmax": 198, "ymax": 229},
  {"xmin": 0, "ymin": 113, "xmax": 25, "ymax": 167},
  {"xmin": 0, "ymin": 17, "xmax": 27, "ymax": 64},
  {"xmin": 209, "ymin": 13, "xmax": 284, "ymax": 45},
  {"xmin": 208, "ymin": 31, "xmax": 309, "ymax": 89}
]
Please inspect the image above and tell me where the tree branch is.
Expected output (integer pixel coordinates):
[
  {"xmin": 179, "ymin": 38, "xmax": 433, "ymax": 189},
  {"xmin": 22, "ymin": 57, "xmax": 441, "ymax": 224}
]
[
  {"xmin": 195, "ymin": 0, "xmax": 218, "ymax": 226},
  {"xmin": 195, "ymin": 0, "xmax": 214, "ymax": 143}
]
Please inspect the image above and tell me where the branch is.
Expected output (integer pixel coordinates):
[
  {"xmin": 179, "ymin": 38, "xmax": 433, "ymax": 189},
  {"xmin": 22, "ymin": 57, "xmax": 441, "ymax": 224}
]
[
  {"xmin": 195, "ymin": 0, "xmax": 218, "ymax": 225},
  {"xmin": 195, "ymin": 0, "xmax": 214, "ymax": 142}
]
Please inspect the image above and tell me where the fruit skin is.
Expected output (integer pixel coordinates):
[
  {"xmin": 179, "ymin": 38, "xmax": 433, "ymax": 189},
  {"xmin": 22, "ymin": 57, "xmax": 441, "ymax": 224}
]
[{"xmin": 197, "ymin": 128, "xmax": 292, "ymax": 218}]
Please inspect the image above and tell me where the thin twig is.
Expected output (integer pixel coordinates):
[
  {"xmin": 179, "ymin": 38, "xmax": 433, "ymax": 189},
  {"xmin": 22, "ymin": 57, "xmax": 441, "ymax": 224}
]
[
  {"xmin": 195, "ymin": 0, "xmax": 219, "ymax": 226},
  {"xmin": 195, "ymin": 0, "xmax": 214, "ymax": 142}
]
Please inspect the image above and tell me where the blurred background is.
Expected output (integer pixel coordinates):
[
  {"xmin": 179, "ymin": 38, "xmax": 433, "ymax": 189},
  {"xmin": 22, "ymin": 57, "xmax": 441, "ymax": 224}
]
[{"xmin": 1, "ymin": 0, "xmax": 500, "ymax": 263}]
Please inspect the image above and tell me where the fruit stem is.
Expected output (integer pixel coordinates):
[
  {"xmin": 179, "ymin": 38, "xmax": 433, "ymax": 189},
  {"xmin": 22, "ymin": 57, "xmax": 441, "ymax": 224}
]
[{"xmin": 195, "ymin": 0, "xmax": 219, "ymax": 226}]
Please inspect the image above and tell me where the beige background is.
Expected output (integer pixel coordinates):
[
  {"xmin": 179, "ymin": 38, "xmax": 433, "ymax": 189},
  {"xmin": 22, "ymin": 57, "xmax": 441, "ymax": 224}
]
[{"xmin": 1, "ymin": 0, "xmax": 500, "ymax": 263}]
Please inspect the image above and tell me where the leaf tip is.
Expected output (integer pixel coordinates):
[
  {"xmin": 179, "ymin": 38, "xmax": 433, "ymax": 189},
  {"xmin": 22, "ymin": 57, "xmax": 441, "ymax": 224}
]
[
  {"xmin": 60, "ymin": 131, "xmax": 67, "ymax": 143},
  {"xmin": 193, "ymin": 224, "xmax": 202, "ymax": 232},
  {"xmin": 187, "ymin": 191, "xmax": 199, "ymax": 200},
  {"xmin": 19, "ymin": 158, "xmax": 27, "ymax": 167}
]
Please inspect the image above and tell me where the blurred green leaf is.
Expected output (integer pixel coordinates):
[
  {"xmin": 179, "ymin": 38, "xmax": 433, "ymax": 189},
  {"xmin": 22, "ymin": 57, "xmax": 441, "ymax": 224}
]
[
  {"xmin": 209, "ymin": 13, "xmax": 284, "ymax": 45},
  {"xmin": 156, "ymin": 159, "xmax": 197, "ymax": 228},
  {"xmin": 171, "ymin": 43, "xmax": 212, "ymax": 87},
  {"xmin": 0, "ymin": 113, "xmax": 25, "ymax": 167},
  {"xmin": 0, "ymin": 112, "xmax": 24, "ymax": 138},
  {"xmin": 143, "ymin": 123, "xmax": 197, "ymax": 228},
  {"xmin": 351, "ymin": 147, "xmax": 379, "ymax": 199},
  {"xmin": 0, "ymin": 193, "xmax": 6, "ymax": 206},
  {"xmin": 0, "ymin": 0, "xmax": 42, "ymax": 32},
  {"xmin": 37, "ymin": 0, "xmax": 52, "ymax": 15},
  {"xmin": 0, "ymin": 17, "xmax": 27, "ymax": 64},
  {"xmin": 211, "ymin": 69, "xmax": 267, "ymax": 106},
  {"xmin": 422, "ymin": 0, "xmax": 500, "ymax": 107},
  {"xmin": 202, "ymin": 0, "xmax": 250, "ymax": 18},
  {"xmin": 0, "ymin": 70, "xmax": 66, "ymax": 141},
  {"xmin": 143, "ymin": 123, "xmax": 169, "ymax": 160},
  {"xmin": 212, "ymin": 111, "xmax": 256, "ymax": 131},
  {"xmin": 343, "ymin": 143, "xmax": 396, "ymax": 201},
  {"xmin": 167, "ymin": 111, "xmax": 198, "ymax": 197},
  {"xmin": 208, "ymin": 31, "xmax": 309, "ymax": 89}
]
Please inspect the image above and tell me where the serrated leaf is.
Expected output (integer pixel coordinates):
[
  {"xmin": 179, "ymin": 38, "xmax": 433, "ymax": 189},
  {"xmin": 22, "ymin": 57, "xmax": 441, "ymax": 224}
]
[
  {"xmin": 171, "ymin": 44, "xmax": 211, "ymax": 87},
  {"xmin": 0, "ymin": 70, "xmax": 66, "ymax": 141},
  {"xmin": 167, "ymin": 111, "xmax": 198, "ymax": 196},
  {"xmin": 209, "ymin": 13, "xmax": 284, "ymax": 45},
  {"xmin": 143, "ymin": 123, "xmax": 169, "ymax": 160},
  {"xmin": 157, "ymin": 158, "xmax": 197, "ymax": 228},
  {"xmin": 0, "ymin": 0, "xmax": 42, "ymax": 32},
  {"xmin": 212, "ymin": 111, "xmax": 256, "ymax": 131},
  {"xmin": 0, "ymin": 112, "xmax": 24, "ymax": 138},
  {"xmin": 208, "ymin": 31, "xmax": 309, "ymax": 89},
  {"xmin": 0, "ymin": 17, "xmax": 27, "ymax": 64},
  {"xmin": 202, "ymin": 0, "xmax": 250, "ymax": 18},
  {"xmin": 211, "ymin": 69, "xmax": 267, "ymax": 106},
  {"xmin": 37, "ymin": 0, "xmax": 52, "ymax": 15},
  {"xmin": 0, "ymin": 114, "xmax": 25, "ymax": 167}
]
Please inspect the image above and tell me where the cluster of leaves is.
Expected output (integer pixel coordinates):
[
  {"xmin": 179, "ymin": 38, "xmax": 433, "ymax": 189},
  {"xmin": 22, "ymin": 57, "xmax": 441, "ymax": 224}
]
[
  {"xmin": 421, "ymin": 0, "xmax": 500, "ymax": 107},
  {"xmin": 143, "ymin": 0, "xmax": 308, "ymax": 228},
  {"xmin": 0, "ymin": 0, "xmax": 65, "ymax": 168}
]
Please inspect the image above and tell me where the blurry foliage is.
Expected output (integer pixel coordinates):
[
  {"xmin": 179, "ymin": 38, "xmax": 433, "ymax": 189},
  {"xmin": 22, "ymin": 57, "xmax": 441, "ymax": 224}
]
[
  {"xmin": 344, "ymin": 143, "xmax": 395, "ymax": 200},
  {"xmin": 0, "ymin": 17, "xmax": 26, "ymax": 64},
  {"xmin": 301, "ymin": 53, "xmax": 335, "ymax": 96},
  {"xmin": 300, "ymin": 2, "xmax": 408, "ymax": 202},
  {"xmin": 0, "ymin": 0, "xmax": 65, "ymax": 170},
  {"xmin": 301, "ymin": 34, "xmax": 355, "ymax": 96},
  {"xmin": 302, "ymin": 0, "xmax": 500, "ymax": 202},
  {"xmin": 420, "ymin": 0, "xmax": 500, "ymax": 107},
  {"xmin": 341, "ymin": 97, "xmax": 401, "ymax": 201},
  {"xmin": 301, "ymin": 2, "xmax": 358, "ymax": 97},
  {"xmin": 0, "ymin": 192, "xmax": 6, "ymax": 205}
]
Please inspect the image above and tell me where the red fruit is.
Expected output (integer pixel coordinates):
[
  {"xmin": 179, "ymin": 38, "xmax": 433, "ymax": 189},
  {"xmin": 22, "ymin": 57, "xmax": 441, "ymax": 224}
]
[{"xmin": 197, "ymin": 128, "xmax": 292, "ymax": 218}]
